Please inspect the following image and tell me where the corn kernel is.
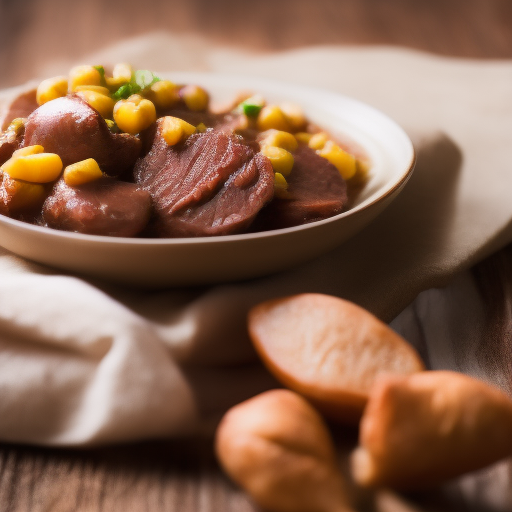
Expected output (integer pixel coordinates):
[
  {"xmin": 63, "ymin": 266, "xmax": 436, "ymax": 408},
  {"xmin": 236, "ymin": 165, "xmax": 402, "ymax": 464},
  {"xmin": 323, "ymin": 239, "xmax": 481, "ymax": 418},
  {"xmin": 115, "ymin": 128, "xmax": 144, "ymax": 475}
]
[
  {"xmin": 308, "ymin": 132, "xmax": 328, "ymax": 150},
  {"xmin": 260, "ymin": 130, "xmax": 298, "ymax": 152},
  {"xmin": 113, "ymin": 96, "xmax": 157, "ymax": 135},
  {"xmin": 1, "ymin": 153, "xmax": 63, "ymax": 183},
  {"xmin": 280, "ymin": 102, "xmax": 307, "ymax": 131},
  {"xmin": 36, "ymin": 76, "xmax": 68, "ymax": 105},
  {"xmin": 105, "ymin": 63, "xmax": 133, "ymax": 92},
  {"xmin": 105, "ymin": 119, "xmax": 119, "ymax": 132},
  {"xmin": 351, "ymin": 159, "xmax": 371, "ymax": 185},
  {"xmin": 295, "ymin": 132, "xmax": 313, "ymax": 145},
  {"xmin": 74, "ymin": 85, "xmax": 111, "ymax": 96},
  {"xmin": 106, "ymin": 76, "xmax": 128, "ymax": 91},
  {"xmin": 1, "ymin": 175, "xmax": 46, "ymax": 212},
  {"xmin": 180, "ymin": 85, "xmax": 209, "ymax": 111},
  {"xmin": 273, "ymin": 172, "xmax": 289, "ymax": 199},
  {"xmin": 64, "ymin": 158, "xmax": 104, "ymax": 186},
  {"xmin": 145, "ymin": 80, "xmax": 180, "ymax": 110},
  {"xmin": 113, "ymin": 63, "xmax": 133, "ymax": 82},
  {"xmin": 69, "ymin": 65, "xmax": 102, "ymax": 92},
  {"xmin": 317, "ymin": 141, "xmax": 357, "ymax": 180},
  {"xmin": 6, "ymin": 118, "xmax": 26, "ymax": 135},
  {"xmin": 76, "ymin": 90, "xmax": 115, "ymax": 119},
  {"xmin": 261, "ymin": 146, "xmax": 294, "ymax": 177},
  {"xmin": 257, "ymin": 105, "xmax": 290, "ymax": 132},
  {"xmin": 12, "ymin": 145, "xmax": 45, "ymax": 158},
  {"xmin": 161, "ymin": 116, "xmax": 196, "ymax": 146},
  {"xmin": 196, "ymin": 122, "xmax": 207, "ymax": 133}
]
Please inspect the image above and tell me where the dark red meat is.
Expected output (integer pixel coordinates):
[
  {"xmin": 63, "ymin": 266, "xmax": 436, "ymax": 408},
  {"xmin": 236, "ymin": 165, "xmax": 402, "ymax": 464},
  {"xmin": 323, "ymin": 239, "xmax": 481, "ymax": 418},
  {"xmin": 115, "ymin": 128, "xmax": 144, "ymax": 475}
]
[
  {"xmin": 24, "ymin": 95, "xmax": 141, "ymax": 176},
  {"xmin": 252, "ymin": 144, "xmax": 348, "ymax": 231},
  {"xmin": 134, "ymin": 122, "xmax": 274, "ymax": 237},
  {"xmin": 43, "ymin": 178, "xmax": 152, "ymax": 237}
]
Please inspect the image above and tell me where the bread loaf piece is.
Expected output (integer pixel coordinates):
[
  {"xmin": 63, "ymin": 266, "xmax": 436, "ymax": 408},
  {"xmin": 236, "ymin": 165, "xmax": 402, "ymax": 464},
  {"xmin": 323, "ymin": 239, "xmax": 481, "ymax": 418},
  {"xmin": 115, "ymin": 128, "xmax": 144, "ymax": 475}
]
[{"xmin": 248, "ymin": 293, "xmax": 424, "ymax": 423}]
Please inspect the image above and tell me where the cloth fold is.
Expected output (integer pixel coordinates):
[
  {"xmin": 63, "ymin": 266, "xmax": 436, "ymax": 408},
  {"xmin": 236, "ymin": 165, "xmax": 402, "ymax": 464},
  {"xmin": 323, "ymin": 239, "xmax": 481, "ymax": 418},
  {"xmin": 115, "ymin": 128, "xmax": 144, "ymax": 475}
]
[{"xmin": 1, "ymin": 34, "xmax": 512, "ymax": 458}]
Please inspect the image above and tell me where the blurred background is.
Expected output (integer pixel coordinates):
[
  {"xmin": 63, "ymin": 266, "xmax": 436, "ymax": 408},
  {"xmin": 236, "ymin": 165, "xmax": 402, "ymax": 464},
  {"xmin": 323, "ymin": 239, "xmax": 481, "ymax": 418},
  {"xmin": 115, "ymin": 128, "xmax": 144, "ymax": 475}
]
[{"xmin": 1, "ymin": 0, "xmax": 512, "ymax": 89}]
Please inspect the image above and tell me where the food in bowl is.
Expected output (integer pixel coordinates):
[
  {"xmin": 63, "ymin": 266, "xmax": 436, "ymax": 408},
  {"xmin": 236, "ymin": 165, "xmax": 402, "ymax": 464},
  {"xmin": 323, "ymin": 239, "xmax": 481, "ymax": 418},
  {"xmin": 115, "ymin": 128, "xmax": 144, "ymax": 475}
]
[{"xmin": 0, "ymin": 64, "xmax": 369, "ymax": 238}]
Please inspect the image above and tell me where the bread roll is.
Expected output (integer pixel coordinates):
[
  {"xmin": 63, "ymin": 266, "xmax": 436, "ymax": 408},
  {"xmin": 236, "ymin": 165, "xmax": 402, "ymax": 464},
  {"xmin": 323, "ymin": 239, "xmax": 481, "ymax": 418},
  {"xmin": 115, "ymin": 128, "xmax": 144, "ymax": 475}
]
[
  {"xmin": 351, "ymin": 371, "xmax": 512, "ymax": 489},
  {"xmin": 248, "ymin": 294, "xmax": 424, "ymax": 423},
  {"xmin": 215, "ymin": 389, "xmax": 355, "ymax": 512}
]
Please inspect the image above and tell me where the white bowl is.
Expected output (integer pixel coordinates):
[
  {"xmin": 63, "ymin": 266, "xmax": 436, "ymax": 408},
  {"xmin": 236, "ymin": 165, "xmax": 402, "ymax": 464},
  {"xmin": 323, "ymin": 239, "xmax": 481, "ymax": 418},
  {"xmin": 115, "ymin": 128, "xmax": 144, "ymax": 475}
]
[{"xmin": 0, "ymin": 73, "xmax": 414, "ymax": 287}]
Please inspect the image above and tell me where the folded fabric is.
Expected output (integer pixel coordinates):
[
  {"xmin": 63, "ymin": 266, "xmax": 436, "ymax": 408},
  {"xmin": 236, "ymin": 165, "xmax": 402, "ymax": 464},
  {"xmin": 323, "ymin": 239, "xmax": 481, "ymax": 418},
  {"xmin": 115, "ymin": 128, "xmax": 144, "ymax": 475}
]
[{"xmin": 1, "ymin": 34, "xmax": 512, "ymax": 460}]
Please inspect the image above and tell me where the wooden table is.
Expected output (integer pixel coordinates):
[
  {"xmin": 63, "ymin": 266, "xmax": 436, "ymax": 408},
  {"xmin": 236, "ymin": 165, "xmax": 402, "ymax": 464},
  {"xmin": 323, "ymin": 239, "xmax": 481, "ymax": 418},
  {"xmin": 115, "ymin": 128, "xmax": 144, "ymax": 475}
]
[{"xmin": 1, "ymin": 1, "xmax": 512, "ymax": 510}]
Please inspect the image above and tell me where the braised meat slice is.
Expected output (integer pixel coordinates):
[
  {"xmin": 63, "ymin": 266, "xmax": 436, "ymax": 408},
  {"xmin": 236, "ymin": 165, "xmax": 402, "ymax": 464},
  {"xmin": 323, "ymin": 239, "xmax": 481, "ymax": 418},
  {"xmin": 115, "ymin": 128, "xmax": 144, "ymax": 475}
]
[
  {"xmin": 253, "ymin": 144, "xmax": 348, "ymax": 231},
  {"xmin": 24, "ymin": 96, "xmax": 141, "ymax": 176},
  {"xmin": 135, "ymin": 123, "xmax": 274, "ymax": 237},
  {"xmin": 43, "ymin": 178, "xmax": 151, "ymax": 237},
  {"xmin": 0, "ymin": 89, "xmax": 38, "ymax": 131}
]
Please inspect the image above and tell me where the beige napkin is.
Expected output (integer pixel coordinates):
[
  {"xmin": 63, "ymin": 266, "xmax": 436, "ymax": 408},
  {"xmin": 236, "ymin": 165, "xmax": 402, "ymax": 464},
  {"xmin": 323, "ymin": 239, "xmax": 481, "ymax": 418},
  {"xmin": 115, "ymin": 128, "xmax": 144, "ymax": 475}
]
[{"xmin": 1, "ymin": 33, "xmax": 512, "ymax": 463}]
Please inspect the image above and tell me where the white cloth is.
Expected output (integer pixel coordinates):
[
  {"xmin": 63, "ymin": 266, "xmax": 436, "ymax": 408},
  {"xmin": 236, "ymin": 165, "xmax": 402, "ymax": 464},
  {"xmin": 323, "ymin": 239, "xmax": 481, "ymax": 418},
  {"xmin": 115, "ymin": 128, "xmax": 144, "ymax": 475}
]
[{"xmin": 1, "ymin": 34, "xmax": 512, "ymax": 458}]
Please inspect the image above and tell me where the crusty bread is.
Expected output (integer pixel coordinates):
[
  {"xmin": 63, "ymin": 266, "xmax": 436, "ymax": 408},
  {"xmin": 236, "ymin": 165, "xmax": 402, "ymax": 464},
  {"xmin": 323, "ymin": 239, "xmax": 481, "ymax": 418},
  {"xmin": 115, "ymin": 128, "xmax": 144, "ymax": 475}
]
[
  {"xmin": 351, "ymin": 371, "xmax": 512, "ymax": 489},
  {"xmin": 248, "ymin": 293, "xmax": 425, "ymax": 423},
  {"xmin": 215, "ymin": 389, "xmax": 355, "ymax": 512}
]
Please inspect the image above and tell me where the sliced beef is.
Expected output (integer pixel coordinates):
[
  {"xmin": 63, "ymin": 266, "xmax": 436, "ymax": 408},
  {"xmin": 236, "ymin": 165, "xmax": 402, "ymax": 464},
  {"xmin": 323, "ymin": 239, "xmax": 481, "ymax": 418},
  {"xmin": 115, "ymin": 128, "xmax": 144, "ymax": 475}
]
[
  {"xmin": 24, "ymin": 95, "xmax": 141, "ymax": 176},
  {"xmin": 134, "ymin": 122, "xmax": 274, "ymax": 237},
  {"xmin": 252, "ymin": 144, "xmax": 348, "ymax": 231},
  {"xmin": 0, "ymin": 89, "xmax": 38, "ymax": 131},
  {"xmin": 43, "ymin": 178, "xmax": 151, "ymax": 237}
]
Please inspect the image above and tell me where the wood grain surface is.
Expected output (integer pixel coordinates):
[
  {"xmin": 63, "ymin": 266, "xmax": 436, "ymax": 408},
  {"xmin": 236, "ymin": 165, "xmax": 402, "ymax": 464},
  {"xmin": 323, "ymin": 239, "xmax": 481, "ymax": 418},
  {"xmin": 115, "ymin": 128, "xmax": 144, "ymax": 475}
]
[{"xmin": 1, "ymin": 1, "xmax": 512, "ymax": 511}]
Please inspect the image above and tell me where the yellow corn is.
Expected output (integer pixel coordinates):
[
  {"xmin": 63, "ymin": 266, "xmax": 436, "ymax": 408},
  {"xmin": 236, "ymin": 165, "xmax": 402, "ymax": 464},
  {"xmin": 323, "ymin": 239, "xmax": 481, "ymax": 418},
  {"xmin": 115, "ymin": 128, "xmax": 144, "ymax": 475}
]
[
  {"xmin": 1, "ymin": 153, "xmax": 63, "ymax": 183},
  {"xmin": 6, "ymin": 118, "xmax": 26, "ymax": 135},
  {"xmin": 105, "ymin": 119, "xmax": 117, "ymax": 132},
  {"xmin": 261, "ymin": 146, "xmax": 294, "ymax": 177},
  {"xmin": 317, "ymin": 141, "xmax": 357, "ymax": 180},
  {"xmin": 113, "ymin": 63, "xmax": 133, "ymax": 81},
  {"xmin": 64, "ymin": 158, "xmax": 104, "ymax": 186},
  {"xmin": 180, "ymin": 85, "xmax": 209, "ymax": 111},
  {"xmin": 105, "ymin": 76, "xmax": 126, "ymax": 90},
  {"xmin": 105, "ymin": 63, "xmax": 133, "ymax": 90},
  {"xmin": 196, "ymin": 122, "xmax": 207, "ymax": 133},
  {"xmin": 36, "ymin": 76, "xmax": 69, "ymax": 105},
  {"xmin": 351, "ymin": 159, "xmax": 370, "ymax": 185},
  {"xmin": 161, "ymin": 116, "xmax": 196, "ymax": 146},
  {"xmin": 76, "ymin": 90, "xmax": 115, "ymax": 119},
  {"xmin": 1, "ymin": 175, "xmax": 46, "ymax": 212},
  {"xmin": 145, "ymin": 80, "xmax": 180, "ymax": 110},
  {"xmin": 280, "ymin": 102, "xmax": 307, "ymax": 132},
  {"xmin": 273, "ymin": 172, "xmax": 289, "ymax": 199},
  {"xmin": 68, "ymin": 65, "xmax": 102, "ymax": 92},
  {"xmin": 257, "ymin": 105, "xmax": 290, "ymax": 132},
  {"xmin": 74, "ymin": 85, "xmax": 111, "ymax": 96},
  {"xmin": 308, "ymin": 132, "xmax": 328, "ymax": 150},
  {"xmin": 294, "ymin": 132, "xmax": 312, "ymax": 145},
  {"xmin": 12, "ymin": 145, "xmax": 44, "ymax": 158},
  {"xmin": 260, "ymin": 130, "xmax": 298, "ymax": 152},
  {"xmin": 113, "ymin": 95, "xmax": 157, "ymax": 135}
]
